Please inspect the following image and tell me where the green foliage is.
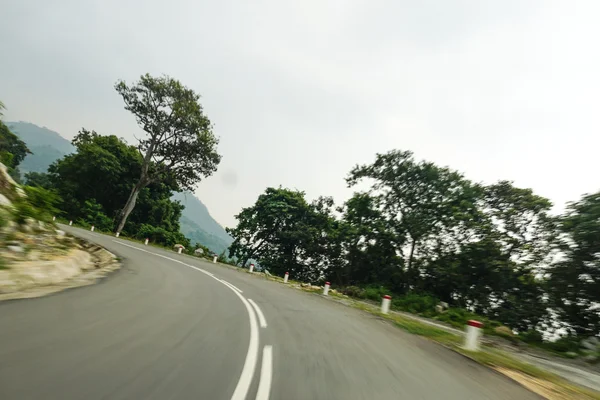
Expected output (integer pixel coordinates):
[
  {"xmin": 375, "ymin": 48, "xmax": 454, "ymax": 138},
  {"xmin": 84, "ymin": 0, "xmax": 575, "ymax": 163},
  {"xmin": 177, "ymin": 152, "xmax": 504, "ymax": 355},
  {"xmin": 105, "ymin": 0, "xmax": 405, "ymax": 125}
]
[
  {"xmin": 547, "ymin": 191, "xmax": 600, "ymax": 336},
  {"xmin": 135, "ymin": 224, "xmax": 190, "ymax": 248},
  {"xmin": 543, "ymin": 336, "xmax": 581, "ymax": 354},
  {"xmin": 22, "ymin": 186, "xmax": 61, "ymax": 219},
  {"xmin": 392, "ymin": 293, "xmax": 439, "ymax": 316},
  {"xmin": 48, "ymin": 129, "xmax": 184, "ymax": 238},
  {"xmin": 24, "ymin": 171, "xmax": 52, "ymax": 189},
  {"xmin": 81, "ymin": 199, "xmax": 113, "ymax": 231}
]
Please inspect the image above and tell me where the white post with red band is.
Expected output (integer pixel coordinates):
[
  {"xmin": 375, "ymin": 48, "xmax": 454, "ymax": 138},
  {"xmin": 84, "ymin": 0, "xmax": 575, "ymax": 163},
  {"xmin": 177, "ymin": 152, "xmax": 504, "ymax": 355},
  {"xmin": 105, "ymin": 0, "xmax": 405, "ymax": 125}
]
[
  {"xmin": 144, "ymin": 238, "xmax": 149, "ymax": 245},
  {"xmin": 213, "ymin": 255, "xmax": 217, "ymax": 263},
  {"xmin": 381, "ymin": 295, "xmax": 391, "ymax": 314},
  {"xmin": 69, "ymin": 220, "xmax": 73, "ymax": 226},
  {"xmin": 52, "ymin": 216, "xmax": 56, "ymax": 221},
  {"xmin": 465, "ymin": 320, "xmax": 484, "ymax": 351},
  {"xmin": 249, "ymin": 263, "xmax": 254, "ymax": 273},
  {"xmin": 283, "ymin": 272, "xmax": 289, "ymax": 283},
  {"xmin": 90, "ymin": 226, "xmax": 95, "ymax": 232},
  {"xmin": 178, "ymin": 247, "xmax": 183, "ymax": 254},
  {"xmin": 323, "ymin": 282, "xmax": 330, "ymax": 296},
  {"xmin": 115, "ymin": 232, "xmax": 120, "ymax": 237}
]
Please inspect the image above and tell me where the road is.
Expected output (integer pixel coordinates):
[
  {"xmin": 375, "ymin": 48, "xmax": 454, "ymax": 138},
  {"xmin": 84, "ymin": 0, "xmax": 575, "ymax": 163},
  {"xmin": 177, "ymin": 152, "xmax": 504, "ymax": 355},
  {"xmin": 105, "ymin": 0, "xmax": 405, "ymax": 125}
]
[{"xmin": 0, "ymin": 226, "xmax": 542, "ymax": 400}]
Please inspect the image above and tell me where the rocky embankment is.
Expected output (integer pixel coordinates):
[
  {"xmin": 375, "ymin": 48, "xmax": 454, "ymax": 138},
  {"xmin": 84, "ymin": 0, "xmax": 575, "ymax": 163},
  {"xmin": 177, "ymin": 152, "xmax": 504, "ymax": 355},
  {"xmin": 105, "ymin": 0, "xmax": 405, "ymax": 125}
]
[{"xmin": 0, "ymin": 162, "xmax": 120, "ymax": 300}]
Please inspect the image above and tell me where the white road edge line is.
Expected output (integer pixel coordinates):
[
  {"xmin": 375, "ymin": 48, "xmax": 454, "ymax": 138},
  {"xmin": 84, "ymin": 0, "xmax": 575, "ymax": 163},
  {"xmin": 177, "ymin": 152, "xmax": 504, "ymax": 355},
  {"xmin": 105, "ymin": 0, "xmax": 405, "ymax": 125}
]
[
  {"xmin": 111, "ymin": 240, "xmax": 259, "ymax": 400},
  {"xmin": 255, "ymin": 345, "xmax": 273, "ymax": 400},
  {"xmin": 248, "ymin": 299, "xmax": 268, "ymax": 328},
  {"xmin": 220, "ymin": 279, "xmax": 243, "ymax": 294}
]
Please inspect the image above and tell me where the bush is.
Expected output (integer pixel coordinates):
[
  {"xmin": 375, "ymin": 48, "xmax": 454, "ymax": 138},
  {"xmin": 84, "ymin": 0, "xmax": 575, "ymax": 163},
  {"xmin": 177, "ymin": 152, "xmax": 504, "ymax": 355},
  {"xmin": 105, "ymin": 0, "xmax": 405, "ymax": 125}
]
[
  {"xmin": 363, "ymin": 286, "xmax": 392, "ymax": 302},
  {"xmin": 135, "ymin": 224, "xmax": 190, "ymax": 248},
  {"xmin": 81, "ymin": 199, "xmax": 113, "ymax": 231},
  {"xmin": 11, "ymin": 186, "xmax": 62, "ymax": 223},
  {"xmin": 520, "ymin": 329, "xmax": 544, "ymax": 344},
  {"xmin": 542, "ymin": 336, "xmax": 580, "ymax": 354},
  {"xmin": 392, "ymin": 293, "xmax": 439, "ymax": 316},
  {"xmin": 23, "ymin": 186, "xmax": 61, "ymax": 219},
  {"xmin": 342, "ymin": 286, "xmax": 365, "ymax": 298}
]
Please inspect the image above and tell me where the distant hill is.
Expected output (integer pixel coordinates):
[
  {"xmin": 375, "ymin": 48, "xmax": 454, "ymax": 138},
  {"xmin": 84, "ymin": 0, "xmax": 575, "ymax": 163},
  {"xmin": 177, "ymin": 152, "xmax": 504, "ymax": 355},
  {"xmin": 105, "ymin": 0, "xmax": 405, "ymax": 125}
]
[
  {"xmin": 6, "ymin": 122, "xmax": 74, "ymax": 173},
  {"xmin": 173, "ymin": 191, "xmax": 233, "ymax": 254}
]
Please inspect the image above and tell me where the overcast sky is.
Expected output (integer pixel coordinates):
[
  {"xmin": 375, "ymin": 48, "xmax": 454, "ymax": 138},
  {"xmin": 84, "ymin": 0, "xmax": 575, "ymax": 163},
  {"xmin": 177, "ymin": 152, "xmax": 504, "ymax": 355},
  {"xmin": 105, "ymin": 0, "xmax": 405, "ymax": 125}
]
[{"xmin": 1, "ymin": 0, "xmax": 599, "ymax": 228}]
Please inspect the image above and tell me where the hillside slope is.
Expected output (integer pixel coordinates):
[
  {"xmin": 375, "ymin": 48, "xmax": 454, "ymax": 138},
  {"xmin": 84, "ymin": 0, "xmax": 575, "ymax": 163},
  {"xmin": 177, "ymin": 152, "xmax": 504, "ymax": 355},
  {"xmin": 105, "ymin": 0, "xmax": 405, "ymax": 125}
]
[
  {"xmin": 6, "ymin": 122, "xmax": 74, "ymax": 173},
  {"xmin": 173, "ymin": 192, "xmax": 233, "ymax": 254}
]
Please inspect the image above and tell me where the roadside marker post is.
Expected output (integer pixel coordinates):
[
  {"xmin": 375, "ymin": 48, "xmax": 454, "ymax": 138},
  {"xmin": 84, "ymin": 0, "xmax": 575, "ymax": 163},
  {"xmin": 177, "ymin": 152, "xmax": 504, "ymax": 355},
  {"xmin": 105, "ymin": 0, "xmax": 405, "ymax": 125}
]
[
  {"xmin": 116, "ymin": 232, "xmax": 120, "ymax": 237},
  {"xmin": 90, "ymin": 226, "xmax": 95, "ymax": 232},
  {"xmin": 381, "ymin": 295, "xmax": 391, "ymax": 314},
  {"xmin": 283, "ymin": 272, "xmax": 289, "ymax": 283},
  {"xmin": 178, "ymin": 247, "xmax": 183, "ymax": 254},
  {"xmin": 464, "ymin": 320, "xmax": 484, "ymax": 352},
  {"xmin": 144, "ymin": 238, "xmax": 149, "ymax": 245},
  {"xmin": 323, "ymin": 282, "xmax": 330, "ymax": 296},
  {"xmin": 213, "ymin": 254, "xmax": 218, "ymax": 263},
  {"xmin": 52, "ymin": 216, "xmax": 56, "ymax": 221},
  {"xmin": 69, "ymin": 220, "xmax": 73, "ymax": 226},
  {"xmin": 249, "ymin": 263, "xmax": 254, "ymax": 273}
]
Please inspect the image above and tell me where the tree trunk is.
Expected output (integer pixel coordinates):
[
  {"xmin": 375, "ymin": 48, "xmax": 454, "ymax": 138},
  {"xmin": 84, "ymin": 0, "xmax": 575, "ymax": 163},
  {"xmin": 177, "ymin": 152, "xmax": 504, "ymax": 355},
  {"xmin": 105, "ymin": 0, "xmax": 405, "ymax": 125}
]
[
  {"xmin": 115, "ymin": 179, "xmax": 146, "ymax": 234},
  {"xmin": 407, "ymin": 238, "xmax": 417, "ymax": 271}
]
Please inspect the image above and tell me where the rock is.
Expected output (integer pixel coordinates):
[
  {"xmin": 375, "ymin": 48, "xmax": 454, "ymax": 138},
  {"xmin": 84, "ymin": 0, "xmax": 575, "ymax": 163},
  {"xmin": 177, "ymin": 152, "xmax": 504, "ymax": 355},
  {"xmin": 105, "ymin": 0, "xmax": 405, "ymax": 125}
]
[
  {"xmin": 440, "ymin": 301, "xmax": 449, "ymax": 309},
  {"xmin": 565, "ymin": 351, "xmax": 579, "ymax": 358},
  {"xmin": 55, "ymin": 230, "xmax": 66, "ymax": 237},
  {"xmin": 194, "ymin": 248, "xmax": 204, "ymax": 255},
  {"xmin": 435, "ymin": 305, "xmax": 444, "ymax": 313},
  {"xmin": 1, "ymin": 220, "xmax": 17, "ymax": 235},
  {"xmin": 7, "ymin": 245, "xmax": 24, "ymax": 253},
  {"xmin": 0, "ymin": 193, "xmax": 11, "ymax": 207},
  {"xmin": 173, "ymin": 244, "xmax": 185, "ymax": 250}
]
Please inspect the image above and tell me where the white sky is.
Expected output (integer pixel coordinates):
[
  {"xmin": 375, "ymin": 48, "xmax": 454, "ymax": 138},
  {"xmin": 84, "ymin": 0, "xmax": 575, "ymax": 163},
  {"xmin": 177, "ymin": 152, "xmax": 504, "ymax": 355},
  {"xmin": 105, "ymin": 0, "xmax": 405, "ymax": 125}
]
[{"xmin": 1, "ymin": 0, "xmax": 599, "ymax": 228}]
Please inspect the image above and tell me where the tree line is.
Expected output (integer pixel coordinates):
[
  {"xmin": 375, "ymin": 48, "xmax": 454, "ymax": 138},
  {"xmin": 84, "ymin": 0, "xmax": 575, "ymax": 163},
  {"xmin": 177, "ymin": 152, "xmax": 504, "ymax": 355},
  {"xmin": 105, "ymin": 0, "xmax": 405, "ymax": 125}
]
[{"xmin": 227, "ymin": 150, "xmax": 599, "ymax": 339}]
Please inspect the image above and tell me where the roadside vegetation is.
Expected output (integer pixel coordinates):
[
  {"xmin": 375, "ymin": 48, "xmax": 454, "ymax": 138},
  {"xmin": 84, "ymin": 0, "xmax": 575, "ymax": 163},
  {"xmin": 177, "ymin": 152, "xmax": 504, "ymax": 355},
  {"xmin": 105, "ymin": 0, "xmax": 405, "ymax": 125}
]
[{"xmin": 226, "ymin": 150, "xmax": 600, "ymax": 364}]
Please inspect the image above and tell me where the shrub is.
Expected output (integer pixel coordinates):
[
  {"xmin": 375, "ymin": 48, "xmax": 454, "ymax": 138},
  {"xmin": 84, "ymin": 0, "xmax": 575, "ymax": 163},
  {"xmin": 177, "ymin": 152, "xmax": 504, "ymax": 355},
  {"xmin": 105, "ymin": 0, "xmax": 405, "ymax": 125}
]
[
  {"xmin": 342, "ymin": 286, "xmax": 365, "ymax": 298},
  {"xmin": 392, "ymin": 293, "xmax": 439, "ymax": 316},
  {"xmin": 81, "ymin": 199, "xmax": 113, "ymax": 231},
  {"xmin": 363, "ymin": 286, "xmax": 391, "ymax": 302},
  {"xmin": 543, "ymin": 336, "xmax": 580, "ymax": 354},
  {"xmin": 135, "ymin": 224, "xmax": 190, "ymax": 248},
  {"xmin": 520, "ymin": 329, "xmax": 544, "ymax": 344},
  {"xmin": 23, "ymin": 186, "xmax": 61, "ymax": 219}
]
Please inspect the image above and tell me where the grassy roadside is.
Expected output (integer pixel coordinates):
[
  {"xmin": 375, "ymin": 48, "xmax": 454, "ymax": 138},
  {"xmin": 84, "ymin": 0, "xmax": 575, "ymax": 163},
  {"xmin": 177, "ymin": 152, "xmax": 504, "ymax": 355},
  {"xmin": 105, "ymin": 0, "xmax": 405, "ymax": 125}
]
[{"xmin": 333, "ymin": 296, "xmax": 600, "ymax": 400}]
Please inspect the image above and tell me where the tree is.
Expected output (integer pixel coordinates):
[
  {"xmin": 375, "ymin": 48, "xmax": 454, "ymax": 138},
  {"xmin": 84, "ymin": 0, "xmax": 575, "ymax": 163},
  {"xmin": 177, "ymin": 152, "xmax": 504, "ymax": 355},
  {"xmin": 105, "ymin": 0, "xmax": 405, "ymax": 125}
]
[
  {"xmin": 548, "ymin": 191, "xmax": 600, "ymax": 336},
  {"xmin": 48, "ymin": 129, "xmax": 184, "ymax": 235},
  {"xmin": 113, "ymin": 74, "xmax": 221, "ymax": 234},
  {"xmin": 227, "ymin": 187, "xmax": 336, "ymax": 281},
  {"xmin": 347, "ymin": 149, "xmax": 480, "ymax": 286},
  {"xmin": 24, "ymin": 171, "xmax": 52, "ymax": 189}
]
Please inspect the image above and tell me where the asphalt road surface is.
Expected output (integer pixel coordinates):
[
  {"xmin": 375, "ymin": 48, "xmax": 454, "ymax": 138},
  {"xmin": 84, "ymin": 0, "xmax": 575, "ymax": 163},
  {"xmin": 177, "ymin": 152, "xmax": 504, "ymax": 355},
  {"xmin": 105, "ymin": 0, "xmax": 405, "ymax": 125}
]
[{"xmin": 0, "ymin": 226, "xmax": 542, "ymax": 400}]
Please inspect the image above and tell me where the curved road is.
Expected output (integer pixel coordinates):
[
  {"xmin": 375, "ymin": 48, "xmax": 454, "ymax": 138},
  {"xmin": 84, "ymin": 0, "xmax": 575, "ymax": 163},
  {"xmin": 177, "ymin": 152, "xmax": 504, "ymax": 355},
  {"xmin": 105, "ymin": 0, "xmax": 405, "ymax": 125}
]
[{"xmin": 0, "ymin": 226, "xmax": 541, "ymax": 400}]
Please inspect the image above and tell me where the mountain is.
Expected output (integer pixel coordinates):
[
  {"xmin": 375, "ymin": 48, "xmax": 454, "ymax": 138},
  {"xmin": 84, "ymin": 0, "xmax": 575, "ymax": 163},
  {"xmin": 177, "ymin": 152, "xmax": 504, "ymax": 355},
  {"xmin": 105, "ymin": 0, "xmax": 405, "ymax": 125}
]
[
  {"xmin": 6, "ymin": 122, "xmax": 74, "ymax": 174},
  {"xmin": 172, "ymin": 192, "xmax": 233, "ymax": 254}
]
